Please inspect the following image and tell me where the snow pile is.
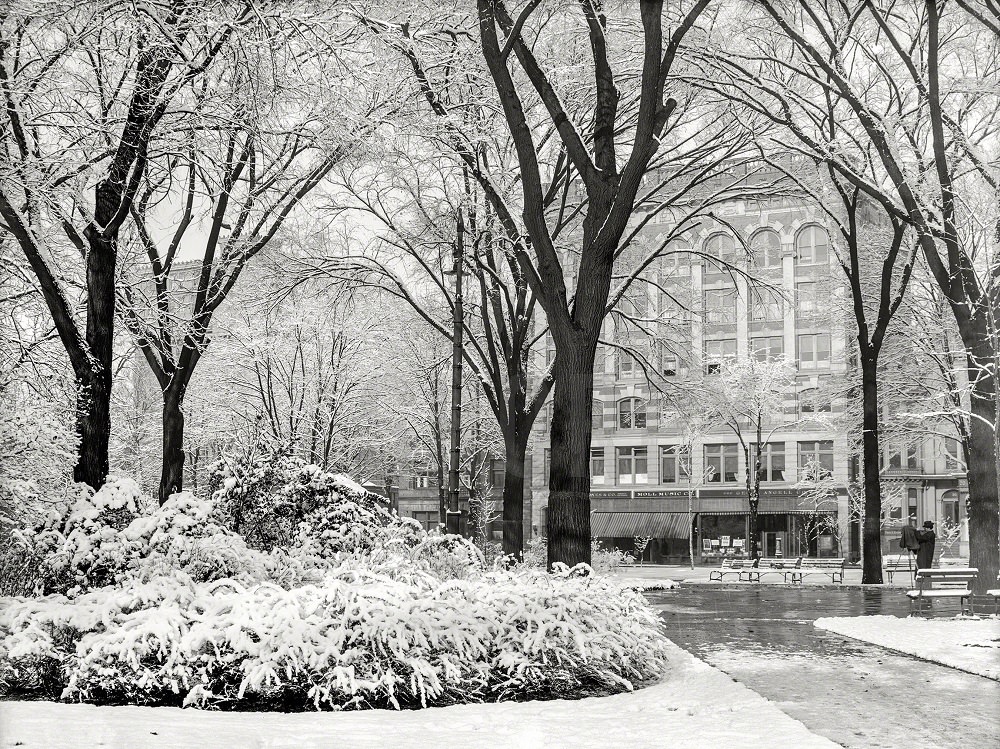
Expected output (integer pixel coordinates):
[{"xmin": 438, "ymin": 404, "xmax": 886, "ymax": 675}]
[
  {"xmin": 814, "ymin": 615, "xmax": 1000, "ymax": 680},
  {"xmin": 0, "ymin": 563, "xmax": 671, "ymax": 710}
]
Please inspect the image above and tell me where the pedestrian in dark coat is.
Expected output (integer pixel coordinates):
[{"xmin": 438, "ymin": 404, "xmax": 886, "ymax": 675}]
[{"xmin": 915, "ymin": 521, "xmax": 936, "ymax": 570}]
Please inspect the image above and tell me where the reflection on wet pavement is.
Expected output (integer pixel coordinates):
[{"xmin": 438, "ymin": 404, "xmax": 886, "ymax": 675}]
[{"xmin": 649, "ymin": 586, "xmax": 1000, "ymax": 749}]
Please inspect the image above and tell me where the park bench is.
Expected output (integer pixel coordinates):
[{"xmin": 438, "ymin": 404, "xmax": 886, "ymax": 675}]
[
  {"xmin": 709, "ymin": 557, "xmax": 757, "ymax": 582},
  {"xmin": 742, "ymin": 556, "xmax": 803, "ymax": 582},
  {"xmin": 883, "ymin": 555, "xmax": 917, "ymax": 584},
  {"xmin": 906, "ymin": 568, "xmax": 978, "ymax": 615},
  {"xmin": 787, "ymin": 557, "xmax": 846, "ymax": 584}
]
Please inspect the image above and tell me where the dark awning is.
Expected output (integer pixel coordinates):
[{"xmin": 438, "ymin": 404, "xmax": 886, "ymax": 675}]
[{"xmin": 591, "ymin": 512, "xmax": 692, "ymax": 539}]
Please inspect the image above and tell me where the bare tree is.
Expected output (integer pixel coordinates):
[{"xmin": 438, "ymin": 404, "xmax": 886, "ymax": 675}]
[
  {"xmin": 708, "ymin": 0, "xmax": 999, "ymax": 590},
  {"xmin": 0, "ymin": 1, "xmax": 260, "ymax": 490},
  {"xmin": 363, "ymin": 1, "xmax": 759, "ymax": 566},
  {"xmin": 119, "ymin": 11, "xmax": 379, "ymax": 503}
]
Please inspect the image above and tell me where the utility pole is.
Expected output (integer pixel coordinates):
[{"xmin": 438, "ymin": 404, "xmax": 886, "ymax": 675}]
[{"xmin": 446, "ymin": 212, "xmax": 465, "ymax": 535}]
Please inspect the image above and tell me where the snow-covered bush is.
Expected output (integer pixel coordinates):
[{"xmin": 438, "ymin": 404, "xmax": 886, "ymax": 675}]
[
  {"xmin": 209, "ymin": 443, "xmax": 400, "ymax": 554},
  {"xmin": 9, "ymin": 478, "xmax": 276, "ymax": 595},
  {"xmin": 0, "ymin": 562, "xmax": 671, "ymax": 709}
]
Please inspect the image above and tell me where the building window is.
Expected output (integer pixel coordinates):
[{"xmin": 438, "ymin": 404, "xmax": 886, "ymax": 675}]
[
  {"xmin": 752, "ymin": 335, "xmax": 784, "ymax": 361},
  {"xmin": 906, "ymin": 445, "xmax": 919, "ymax": 470},
  {"xmin": 616, "ymin": 352, "xmax": 636, "ymax": 379},
  {"xmin": 944, "ymin": 438, "xmax": 962, "ymax": 471},
  {"xmin": 798, "ymin": 440, "xmax": 834, "ymax": 477},
  {"xmin": 907, "ymin": 488, "xmax": 919, "ymax": 523},
  {"xmin": 660, "ymin": 351, "xmax": 679, "ymax": 376},
  {"xmin": 749, "ymin": 290, "xmax": 783, "ymax": 322},
  {"xmin": 592, "ymin": 400, "xmax": 604, "ymax": 431},
  {"xmin": 704, "ymin": 286, "xmax": 737, "ymax": 323},
  {"xmin": 942, "ymin": 490, "xmax": 959, "ymax": 525},
  {"xmin": 661, "ymin": 445, "xmax": 691, "ymax": 483},
  {"xmin": 795, "ymin": 225, "xmax": 829, "ymax": 265},
  {"xmin": 705, "ymin": 232, "xmax": 737, "ymax": 268},
  {"xmin": 704, "ymin": 338, "xmax": 737, "ymax": 374},
  {"xmin": 798, "ymin": 387, "xmax": 831, "ymax": 414},
  {"xmin": 617, "ymin": 446, "xmax": 648, "ymax": 483},
  {"xmin": 618, "ymin": 398, "xmax": 646, "ymax": 429},
  {"xmin": 490, "ymin": 459, "xmax": 505, "ymax": 491},
  {"xmin": 410, "ymin": 510, "xmax": 439, "ymax": 531},
  {"xmin": 756, "ymin": 442, "xmax": 785, "ymax": 482},
  {"xmin": 796, "ymin": 281, "xmax": 819, "ymax": 315},
  {"xmin": 591, "ymin": 448, "xmax": 605, "ymax": 484},
  {"xmin": 751, "ymin": 229, "xmax": 782, "ymax": 268},
  {"xmin": 408, "ymin": 470, "xmax": 438, "ymax": 489},
  {"xmin": 797, "ymin": 334, "xmax": 831, "ymax": 370},
  {"xmin": 705, "ymin": 443, "xmax": 739, "ymax": 483}
]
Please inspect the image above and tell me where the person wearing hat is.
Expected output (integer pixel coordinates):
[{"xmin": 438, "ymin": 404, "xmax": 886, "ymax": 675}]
[{"xmin": 915, "ymin": 520, "xmax": 936, "ymax": 571}]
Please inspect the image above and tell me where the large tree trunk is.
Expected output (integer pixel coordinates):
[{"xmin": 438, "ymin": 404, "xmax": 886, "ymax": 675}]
[
  {"xmin": 745, "ymin": 446, "xmax": 760, "ymax": 560},
  {"xmin": 547, "ymin": 339, "xmax": 596, "ymax": 569},
  {"xmin": 501, "ymin": 434, "xmax": 528, "ymax": 559},
  {"xmin": 158, "ymin": 384, "xmax": 186, "ymax": 505},
  {"xmin": 860, "ymin": 356, "xmax": 884, "ymax": 584},
  {"xmin": 75, "ymin": 188, "xmax": 119, "ymax": 491},
  {"xmin": 73, "ymin": 368, "xmax": 111, "ymax": 490},
  {"xmin": 960, "ymin": 317, "xmax": 999, "ymax": 595}
]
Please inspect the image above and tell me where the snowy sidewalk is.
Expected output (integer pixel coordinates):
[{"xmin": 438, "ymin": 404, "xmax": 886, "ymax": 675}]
[
  {"xmin": 815, "ymin": 615, "xmax": 1000, "ymax": 680},
  {"xmin": 0, "ymin": 640, "xmax": 836, "ymax": 749}
]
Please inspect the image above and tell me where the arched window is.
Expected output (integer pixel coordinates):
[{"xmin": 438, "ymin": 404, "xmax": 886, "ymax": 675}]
[
  {"xmin": 795, "ymin": 225, "xmax": 829, "ymax": 264},
  {"xmin": 618, "ymin": 398, "xmax": 646, "ymax": 429},
  {"xmin": 751, "ymin": 229, "xmax": 782, "ymax": 267},
  {"xmin": 941, "ymin": 490, "xmax": 960, "ymax": 526},
  {"xmin": 592, "ymin": 400, "xmax": 604, "ymax": 431},
  {"xmin": 704, "ymin": 233, "xmax": 737, "ymax": 268}
]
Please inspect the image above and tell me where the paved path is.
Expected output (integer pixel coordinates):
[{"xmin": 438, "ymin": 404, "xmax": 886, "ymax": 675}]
[{"xmin": 648, "ymin": 586, "xmax": 1000, "ymax": 749}]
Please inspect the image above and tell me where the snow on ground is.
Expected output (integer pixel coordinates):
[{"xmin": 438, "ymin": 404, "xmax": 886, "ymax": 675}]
[
  {"xmin": 0, "ymin": 641, "xmax": 835, "ymax": 749},
  {"xmin": 814, "ymin": 615, "xmax": 1000, "ymax": 681}
]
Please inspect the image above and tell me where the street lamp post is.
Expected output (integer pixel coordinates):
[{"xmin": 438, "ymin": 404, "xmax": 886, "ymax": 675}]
[{"xmin": 446, "ymin": 214, "xmax": 465, "ymax": 535}]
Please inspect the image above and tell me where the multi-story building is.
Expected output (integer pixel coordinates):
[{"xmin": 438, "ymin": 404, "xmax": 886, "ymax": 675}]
[{"xmin": 527, "ymin": 165, "xmax": 970, "ymax": 564}]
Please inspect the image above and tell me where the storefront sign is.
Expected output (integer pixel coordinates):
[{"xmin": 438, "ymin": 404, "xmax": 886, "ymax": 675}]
[{"xmin": 591, "ymin": 490, "xmax": 632, "ymax": 499}]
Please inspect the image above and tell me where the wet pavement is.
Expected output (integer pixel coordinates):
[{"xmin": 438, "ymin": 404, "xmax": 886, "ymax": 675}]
[{"xmin": 648, "ymin": 586, "xmax": 1000, "ymax": 748}]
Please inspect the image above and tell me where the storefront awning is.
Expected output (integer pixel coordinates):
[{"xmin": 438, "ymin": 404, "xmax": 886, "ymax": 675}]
[{"xmin": 591, "ymin": 512, "xmax": 692, "ymax": 539}]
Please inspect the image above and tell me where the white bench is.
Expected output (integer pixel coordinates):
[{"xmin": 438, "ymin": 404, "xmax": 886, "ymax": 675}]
[
  {"xmin": 883, "ymin": 555, "xmax": 916, "ymax": 584},
  {"xmin": 906, "ymin": 568, "xmax": 978, "ymax": 615},
  {"xmin": 709, "ymin": 558, "xmax": 756, "ymax": 582},
  {"xmin": 742, "ymin": 557, "xmax": 802, "ymax": 582},
  {"xmin": 788, "ymin": 558, "xmax": 846, "ymax": 584}
]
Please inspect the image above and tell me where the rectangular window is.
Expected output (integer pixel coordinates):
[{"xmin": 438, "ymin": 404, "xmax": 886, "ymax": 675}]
[
  {"xmin": 616, "ymin": 352, "xmax": 635, "ymax": 378},
  {"xmin": 661, "ymin": 353, "xmax": 679, "ymax": 377},
  {"xmin": 798, "ymin": 440, "xmax": 834, "ymax": 477},
  {"xmin": 704, "ymin": 287, "xmax": 737, "ymax": 324},
  {"xmin": 661, "ymin": 445, "xmax": 691, "ymax": 484},
  {"xmin": 756, "ymin": 443, "xmax": 785, "ymax": 482},
  {"xmin": 749, "ymin": 291, "xmax": 783, "ymax": 322},
  {"xmin": 410, "ymin": 511, "xmax": 439, "ymax": 531},
  {"xmin": 944, "ymin": 438, "xmax": 961, "ymax": 471},
  {"xmin": 592, "ymin": 401, "xmax": 604, "ymax": 431},
  {"xmin": 704, "ymin": 338, "xmax": 737, "ymax": 375},
  {"xmin": 705, "ymin": 443, "xmax": 739, "ymax": 483},
  {"xmin": 796, "ymin": 281, "xmax": 819, "ymax": 315},
  {"xmin": 617, "ymin": 446, "xmax": 648, "ymax": 484},
  {"xmin": 798, "ymin": 334, "xmax": 831, "ymax": 370},
  {"xmin": 906, "ymin": 445, "xmax": 919, "ymax": 470},
  {"xmin": 490, "ymin": 460, "xmax": 505, "ymax": 491},
  {"xmin": 907, "ymin": 488, "xmax": 918, "ymax": 523},
  {"xmin": 618, "ymin": 399, "xmax": 647, "ymax": 429},
  {"xmin": 752, "ymin": 336, "xmax": 784, "ymax": 362},
  {"xmin": 591, "ymin": 448, "xmax": 605, "ymax": 485}
]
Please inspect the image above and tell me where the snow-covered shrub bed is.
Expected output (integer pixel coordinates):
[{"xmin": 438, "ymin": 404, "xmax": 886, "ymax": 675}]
[{"xmin": 0, "ymin": 562, "xmax": 671, "ymax": 710}]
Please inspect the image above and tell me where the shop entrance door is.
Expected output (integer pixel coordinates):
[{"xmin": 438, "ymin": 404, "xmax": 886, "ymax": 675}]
[{"xmin": 761, "ymin": 532, "xmax": 784, "ymax": 558}]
